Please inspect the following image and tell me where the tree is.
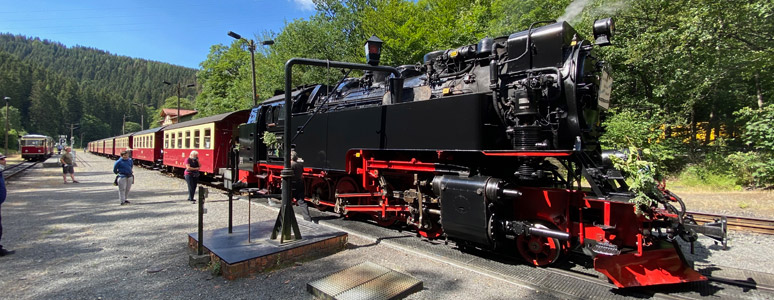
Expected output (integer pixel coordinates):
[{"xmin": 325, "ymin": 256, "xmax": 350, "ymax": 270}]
[{"xmin": 29, "ymin": 81, "xmax": 62, "ymax": 136}]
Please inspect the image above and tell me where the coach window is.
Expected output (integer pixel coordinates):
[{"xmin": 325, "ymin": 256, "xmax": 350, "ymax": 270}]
[
  {"xmin": 177, "ymin": 131, "xmax": 183, "ymax": 148},
  {"xmin": 164, "ymin": 134, "xmax": 169, "ymax": 148},
  {"xmin": 185, "ymin": 131, "xmax": 191, "ymax": 148},
  {"xmin": 203, "ymin": 128, "xmax": 211, "ymax": 149},
  {"xmin": 171, "ymin": 133, "xmax": 176, "ymax": 149},
  {"xmin": 194, "ymin": 130, "xmax": 200, "ymax": 148}
]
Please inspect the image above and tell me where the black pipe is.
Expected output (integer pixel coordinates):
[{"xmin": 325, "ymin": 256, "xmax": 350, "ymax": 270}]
[
  {"xmin": 272, "ymin": 58, "xmax": 402, "ymax": 242},
  {"xmin": 197, "ymin": 187, "xmax": 205, "ymax": 255}
]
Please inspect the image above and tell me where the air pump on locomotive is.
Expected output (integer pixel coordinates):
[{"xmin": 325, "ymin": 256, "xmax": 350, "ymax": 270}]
[{"xmin": 237, "ymin": 18, "xmax": 728, "ymax": 288}]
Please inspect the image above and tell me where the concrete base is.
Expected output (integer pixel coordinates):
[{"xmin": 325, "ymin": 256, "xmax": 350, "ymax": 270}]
[
  {"xmin": 189, "ymin": 253, "xmax": 211, "ymax": 269},
  {"xmin": 188, "ymin": 220, "xmax": 347, "ymax": 280}
]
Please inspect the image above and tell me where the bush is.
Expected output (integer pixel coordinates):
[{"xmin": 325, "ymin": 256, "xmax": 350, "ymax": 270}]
[
  {"xmin": 731, "ymin": 104, "xmax": 774, "ymax": 187},
  {"xmin": 727, "ymin": 152, "xmax": 774, "ymax": 187},
  {"xmin": 601, "ymin": 108, "xmax": 679, "ymax": 173}
]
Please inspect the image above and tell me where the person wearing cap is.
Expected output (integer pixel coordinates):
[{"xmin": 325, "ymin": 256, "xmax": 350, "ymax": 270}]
[
  {"xmin": 0, "ymin": 153, "xmax": 14, "ymax": 256},
  {"xmin": 113, "ymin": 150, "xmax": 134, "ymax": 205},
  {"xmin": 291, "ymin": 150, "xmax": 312, "ymax": 222},
  {"xmin": 60, "ymin": 147, "xmax": 78, "ymax": 183}
]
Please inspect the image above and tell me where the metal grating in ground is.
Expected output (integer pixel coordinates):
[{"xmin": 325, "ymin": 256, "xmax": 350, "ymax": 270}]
[{"xmin": 307, "ymin": 261, "xmax": 423, "ymax": 300}]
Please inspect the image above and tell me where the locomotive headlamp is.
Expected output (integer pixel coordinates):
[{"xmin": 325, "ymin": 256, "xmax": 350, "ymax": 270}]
[
  {"xmin": 365, "ymin": 35, "xmax": 383, "ymax": 66},
  {"xmin": 593, "ymin": 18, "xmax": 614, "ymax": 46}
]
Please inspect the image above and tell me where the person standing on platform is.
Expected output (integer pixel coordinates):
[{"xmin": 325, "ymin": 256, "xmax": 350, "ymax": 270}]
[
  {"xmin": 60, "ymin": 147, "xmax": 78, "ymax": 183},
  {"xmin": 291, "ymin": 150, "xmax": 312, "ymax": 222},
  {"xmin": 184, "ymin": 151, "xmax": 200, "ymax": 203},
  {"xmin": 0, "ymin": 153, "xmax": 14, "ymax": 256},
  {"xmin": 113, "ymin": 150, "xmax": 134, "ymax": 205}
]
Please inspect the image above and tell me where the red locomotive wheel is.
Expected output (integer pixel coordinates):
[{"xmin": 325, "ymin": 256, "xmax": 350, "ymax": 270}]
[{"xmin": 516, "ymin": 224, "xmax": 562, "ymax": 267}]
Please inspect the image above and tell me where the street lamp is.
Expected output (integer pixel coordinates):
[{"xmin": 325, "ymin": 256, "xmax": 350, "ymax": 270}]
[
  {"xmin": 4, "ymin": 96, "xmax": 10, "ymax": 155},
  {"xmin": 133, "ymin": 102, "xmax": 145, "ymax": 130},
  {"xmin": 163, "ymin": 81, "xmax": 196, "ymax": 124},
  {"xmin": 227, "ymin": 31, "xmax": 274, "ymax": 107}
]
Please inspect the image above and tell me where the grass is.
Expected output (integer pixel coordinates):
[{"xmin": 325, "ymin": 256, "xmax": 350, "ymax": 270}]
[{"xmin": 666, "ymin": 165, "xmax": 743, "ymax": 192}]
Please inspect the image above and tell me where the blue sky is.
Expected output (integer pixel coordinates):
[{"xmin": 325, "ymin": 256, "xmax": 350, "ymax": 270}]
[{"xmin": 0, "ymin": 0, "xmax": 316, "ymax": 69}]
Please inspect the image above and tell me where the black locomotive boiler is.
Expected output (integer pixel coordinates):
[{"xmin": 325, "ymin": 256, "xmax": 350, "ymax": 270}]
[{"xmin": 238, "ymin": 19, "xmax": 727, "ymax": 288}]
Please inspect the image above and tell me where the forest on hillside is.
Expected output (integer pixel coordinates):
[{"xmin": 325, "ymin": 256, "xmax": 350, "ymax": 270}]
[{"xmin": 0, "ymin": 34, "xmax": 197, "ymax": 147}]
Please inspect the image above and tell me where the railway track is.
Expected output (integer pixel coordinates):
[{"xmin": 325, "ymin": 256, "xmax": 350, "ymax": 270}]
[
  {"xmin": 3, "ymin": 161, "xmax": 38, "ymax": 179},
  {"xmin": 689, "ymin": 211, "xmax": 774, "ymax": 235}
]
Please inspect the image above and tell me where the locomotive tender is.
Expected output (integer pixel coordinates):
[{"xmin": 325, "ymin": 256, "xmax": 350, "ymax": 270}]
[{"xmin": 238, "ymin": 19, "xmax": 727, "ymax": 288}]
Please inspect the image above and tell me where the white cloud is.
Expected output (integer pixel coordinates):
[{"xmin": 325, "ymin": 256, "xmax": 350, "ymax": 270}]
[{"xmin": 291, "ymin": 0, "xmax": 316, "ymax": 11}]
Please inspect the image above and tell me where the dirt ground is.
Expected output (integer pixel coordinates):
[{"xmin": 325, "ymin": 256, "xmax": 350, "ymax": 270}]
[{"xmin": 670, "ymin": 188, "xmax": 774, "ymax": 219}]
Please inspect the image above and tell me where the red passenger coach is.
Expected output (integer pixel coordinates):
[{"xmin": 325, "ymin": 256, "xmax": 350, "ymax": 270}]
[
  {"xmin": 132, "ymin": 126, "xmax": 165, "ymax": 166},
  {"xmin": 114, "ymin": 133, "xmax": 133, "ymax": 158},
  {"xmin": 105, "ymin": 138, "xmax": 116, "ymax": 158},
  {"xmin": 20, "ymin": 134, "xmax": 54, "ymax": 161},
  {"xmin": 163, "ymin": 110, "xmax": 249, "ymax": 175}
]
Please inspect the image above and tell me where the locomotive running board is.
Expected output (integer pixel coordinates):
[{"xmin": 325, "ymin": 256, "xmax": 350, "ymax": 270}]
[{"xmin": 594, "ymin": 243, "xmax": 706, "ymax": 288}]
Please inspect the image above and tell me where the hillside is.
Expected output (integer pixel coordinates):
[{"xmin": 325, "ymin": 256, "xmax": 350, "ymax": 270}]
[{"xmin": 0, "ymin": 33, "xmax": 198, "ymax": 145}]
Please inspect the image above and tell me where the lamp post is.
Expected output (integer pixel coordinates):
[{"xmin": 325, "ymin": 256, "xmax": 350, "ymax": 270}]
[
  {"xmin": 133, "ymin": 103, "xmax": 145, "ymax": 130},
  {"xmin": 4, "ymin": 96, "xmax": 10, "ymax": 155},
  {"xmin": 163, "ymin": 81, "xmax": 196, "ymax": 124},
  {"xmin": 227, "ymin": 31, "xmax": 273, "ymax": 107}
]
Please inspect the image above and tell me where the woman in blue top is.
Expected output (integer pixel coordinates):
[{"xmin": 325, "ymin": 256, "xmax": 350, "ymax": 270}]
[
  {"xmin": 113, "ymin": 150, "xmax": 134, "ymax": 205},
  {"xmin": 184, "ymin": 151, "xmax": 200, "ymax": 203}
]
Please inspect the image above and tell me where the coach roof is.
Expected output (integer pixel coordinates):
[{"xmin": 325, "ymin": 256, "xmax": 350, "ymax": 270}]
[
  {"xmin": 134, "ymin": 126, "xmax": 166, "ymax": 135},
  {"xmin": 164, "ymin": 109, "xmax": 250, "ymax": 130}
]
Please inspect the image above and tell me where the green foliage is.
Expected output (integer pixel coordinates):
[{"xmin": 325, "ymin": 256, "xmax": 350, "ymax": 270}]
[
  {"xmin": 600, "ymin": 108, "xmax": 678, "ymax": 171},
  {"xmin": 610, "ymin": 147, "xmax": 663, "ymax": 216},
  {"xmin": 729, "ymin": 104, "xmax": 774, "ymax": 187},
  {"xmin": 586, "ymin": 0, "xmax": 773, "ymax": 153},
  {"xmin": 124, "ymin": 122, "xmax": 141, "ymax": 134},
  {"xmin": 262, "ymin": 131, "xmax": 279, "ymax": 149},
  {"xmin": 209, "ymin": 260, "xmax": 222, "ymax": 276}
]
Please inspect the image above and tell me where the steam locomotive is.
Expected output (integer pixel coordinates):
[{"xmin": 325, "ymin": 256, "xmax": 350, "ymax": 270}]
[{"xmin": 236, "ymin": 19, "xmax": 727, "ymax": 288}]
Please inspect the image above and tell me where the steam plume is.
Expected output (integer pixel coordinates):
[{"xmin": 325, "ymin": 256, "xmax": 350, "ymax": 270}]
[{"xmin": 557, "ymin": 0, "xmax": 592, "ymax": 24}]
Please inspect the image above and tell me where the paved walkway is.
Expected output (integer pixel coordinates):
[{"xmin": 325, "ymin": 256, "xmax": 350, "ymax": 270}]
[{"xmin": 0, "ymin": 152, "xmax": 550, "ymax": 299}]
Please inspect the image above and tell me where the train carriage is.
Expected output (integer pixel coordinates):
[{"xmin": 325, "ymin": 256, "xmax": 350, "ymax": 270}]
[
  {"xmin": 163, "ymin": 110, "xmax": 249, "ymax": 175},
  {"xmin": 20, "ymin": 134, "xmax": 54, "ymax": 161},
  {"xmin": 114, "ymin": 133, "xmax": 133, "ymax": 158},
  {"xmin": 132, "ymin": 126, "xmax": 166, "ymax": 166},
  {"xmin": 104, "ymin": 138, "xmax": 115, "ymax": 158}
]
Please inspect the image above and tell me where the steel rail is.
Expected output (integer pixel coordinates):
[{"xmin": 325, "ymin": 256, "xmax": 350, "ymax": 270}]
[
  {"xmin": 689, "ymin": 211, "xmax": 774, "ymax": 235},
  {"xmin": 3, "ymin": 161, "xmax": 38, "ymax": 179}
]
